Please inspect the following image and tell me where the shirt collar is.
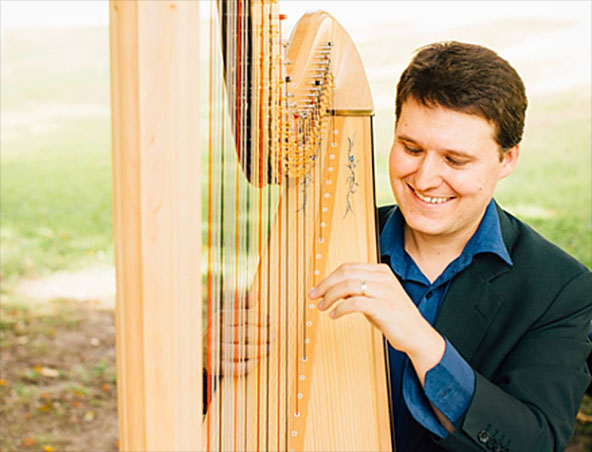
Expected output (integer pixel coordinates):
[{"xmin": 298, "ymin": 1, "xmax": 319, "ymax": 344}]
[
  {"xmin": 379, "ymin": 199, "xmax": 512, "ymax": 278},
  {"xmin": 463, "ymin": 199, "xmax": 513, "ymax": 267}
]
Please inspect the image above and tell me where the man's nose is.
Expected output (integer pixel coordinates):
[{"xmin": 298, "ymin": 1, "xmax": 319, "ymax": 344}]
[{"xmin": 414, "ymin": 152, "xmax": 443, "ymax": 190}]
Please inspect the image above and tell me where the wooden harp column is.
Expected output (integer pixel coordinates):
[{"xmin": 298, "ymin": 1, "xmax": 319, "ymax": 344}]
[{"xmin": 109, "ymin": 1, "xmax": 202, "ymax": 450}]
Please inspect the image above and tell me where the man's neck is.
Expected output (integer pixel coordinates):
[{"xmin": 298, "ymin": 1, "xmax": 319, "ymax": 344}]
[{"xmin": 403, "ymin": 222, "xmax": 479, "ymax": 283}]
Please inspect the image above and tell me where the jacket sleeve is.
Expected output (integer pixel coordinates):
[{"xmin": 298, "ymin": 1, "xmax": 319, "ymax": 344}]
[
  {"xmin": 402, "ymin": 339, "xmax": 475, "ymax": 438},
  {"xmin": 434, "ymin": 270, "xmax": 592, "ymax": 452}
]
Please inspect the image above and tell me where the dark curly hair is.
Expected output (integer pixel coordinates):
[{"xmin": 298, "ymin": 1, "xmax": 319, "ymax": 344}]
[{"xmin": 395, "ymin": 41, "xmax": 528, "ymax": 155}]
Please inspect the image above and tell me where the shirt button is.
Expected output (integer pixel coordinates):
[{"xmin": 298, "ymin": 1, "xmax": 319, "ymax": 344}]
[
  {"xmin": 478, "ymin": 430, "xmax": 490, "ymax": 444},
  {"xmin": 487, "ymin": 438, "xmax": 498, "ymax": 450},
  {"xmin": 426, "ymin": 291, "xmax": 433, "ymax": 299}
]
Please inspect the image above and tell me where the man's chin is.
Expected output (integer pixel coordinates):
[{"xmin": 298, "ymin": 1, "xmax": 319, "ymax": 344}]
[
  {"xmin": 401, "ymin": 212, "xmax": 452, "ymax": 237},
  {"xmin": 407, "ymin": 223, "xmax": 448, "ymax": 237}
]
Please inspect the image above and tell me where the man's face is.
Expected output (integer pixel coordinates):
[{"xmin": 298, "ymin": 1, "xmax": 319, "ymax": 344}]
[{"xmin": 389, "ymin": 98, "xmax": 519, "ymax": 241}]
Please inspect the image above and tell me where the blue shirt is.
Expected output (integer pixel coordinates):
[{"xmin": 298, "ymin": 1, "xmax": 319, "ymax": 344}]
[{"xmin": 379, "ymin": 199, "xmax": 512, "ymax": 451}]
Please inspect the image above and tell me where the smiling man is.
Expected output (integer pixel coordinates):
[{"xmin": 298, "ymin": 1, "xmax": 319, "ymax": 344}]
[{"xmin": 311, "ymin": 42, "xmax": 592, "ymax": 451}]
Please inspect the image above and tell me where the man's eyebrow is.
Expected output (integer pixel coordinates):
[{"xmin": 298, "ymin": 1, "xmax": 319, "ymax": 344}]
[
  {"xmin": 396, "ymin": 134, "xmax": 421, "ymax": 146},
  {"xmin": 397, "ymin": 134, "xmax": 474, "ymax": 159},
  {"xmin": 442, "ymin": 148, "xmax": 474, "ymax": 159}
]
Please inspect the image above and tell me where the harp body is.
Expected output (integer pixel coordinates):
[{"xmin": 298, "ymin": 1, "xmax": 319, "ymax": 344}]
[
  {"xmin": 204, "ymin": 6, "xmax": 392, "ymax": 451},
  {"xmin": 110, "ymin": 1, "xmax": 392, "ymax": 450}
]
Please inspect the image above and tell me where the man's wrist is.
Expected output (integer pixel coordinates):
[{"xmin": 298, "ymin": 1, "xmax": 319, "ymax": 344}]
[{"xmin": 405, "ymin": 319, "xmax": 446, "ymax": 386}]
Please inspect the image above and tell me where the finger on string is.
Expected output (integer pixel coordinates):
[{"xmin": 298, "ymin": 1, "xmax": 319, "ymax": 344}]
[
  {"xmin": 216, "ymin": 309, "xmax": 271, "ymax": 326},
  {"xmin": 328, "ymin": 296, "xmax": 372, "ymax": 320},
  {"xmin": 221, "ymin": 297, "xmax": 250, "ymax": 312},
  {"xmin": 309, "ymin": 263, "xmax": 382, "ymax": 299},
  {"xmin": 209, "ymin": 359, "xmax": 256, "ymax": 377},
  {"xmin": 223, "ymin": 327, "xmax": 273, "ymax": 344},
  {"xmin": 218, "ymin": 325, "xmax": 275, "ymax": 344},
  {"xmin": 220, "ymin": 360, "xmax": 255, "ymax": 377},
  {"xmin": 317, "ymin": 279, "xmax": 371, "ymax": 311},
  {"xmin": 220, "ymin": 342, "xmax": 270, "ymax": 361},
  {"xmin": 218, "ymin": 327, "xmax": 272, "ymax": 345},
  {"xmin": 217, "ymin": 310, "xmax": 271, "ymax": 326}
]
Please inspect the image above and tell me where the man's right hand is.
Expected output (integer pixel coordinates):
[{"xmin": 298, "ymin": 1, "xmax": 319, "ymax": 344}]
[{"xmin": 203, "ymin": 308, "xmax": 273, "ymax": 377}]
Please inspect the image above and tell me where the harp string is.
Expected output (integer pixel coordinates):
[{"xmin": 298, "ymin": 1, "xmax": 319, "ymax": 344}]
[
  {"xmin": 270, "ymin": 3, "xmax": 279, "ymax": 446},
  {"xmin": 239, "ymin": 0, "xmax": 247, "ymax": 447},
  {"xmin": 266, "ymin": 2, "xmax": 272, "ymax": 442},
  {"xmin": 276, "ymin": 8, "xmax": 284, "ymax": 449},
  {"xmin": 233, "ymin": 0, "xmax": 242, "ymax": 445},
  {"xmin": 255, "ymin": 3, "xmax": 262, "ymax": 447},
  {"xmin": 224, "ymin": 0, "xmax": 234, "ymax": 446},
  {"xmin": 206, "ymin": 2, "xmax": 215, "ymax": 449},
  {"xmin": 218, "ymin": 0, "xmax": 225, "ymax": 447},
  {"xmin": 206, "ymin": 3, "xmax": 214, "ymax": 450},
  {"xmin": 242, "ymin": 0, "xmax": 252, "ymax": 446},
  {"xmin": 261, "ymin": 3, "xmax": 268, "ymax": 448}
]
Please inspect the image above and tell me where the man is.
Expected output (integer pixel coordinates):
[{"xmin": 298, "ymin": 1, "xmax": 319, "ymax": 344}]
[{"xmin": 310, "ymin": 42, "xmax": 592, "ymax": 451}]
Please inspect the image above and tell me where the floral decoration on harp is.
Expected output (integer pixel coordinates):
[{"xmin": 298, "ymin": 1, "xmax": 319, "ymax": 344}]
[{"xmin": 344, "ymin": 134, "xmax": 358, "ymax": 218}]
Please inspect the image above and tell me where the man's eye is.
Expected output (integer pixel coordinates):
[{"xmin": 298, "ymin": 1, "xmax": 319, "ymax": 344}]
[
  {"xmin": 404, "ymin": 145, "xmax": 422, "ymax": 155},
  {"xmin": 446, "ymin": 156, "xmax": 468, "ymax": 166}
]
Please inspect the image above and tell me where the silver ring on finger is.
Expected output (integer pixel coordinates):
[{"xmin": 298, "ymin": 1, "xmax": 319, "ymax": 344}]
[{"xmin": 360, "ymin": 280, "xmax": 367, "ymax": 297}]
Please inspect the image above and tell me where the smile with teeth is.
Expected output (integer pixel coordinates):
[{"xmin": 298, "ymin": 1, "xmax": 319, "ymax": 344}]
[{"xmin": 411, "ymin": 186, "xmax": 453, "ymax": 204}]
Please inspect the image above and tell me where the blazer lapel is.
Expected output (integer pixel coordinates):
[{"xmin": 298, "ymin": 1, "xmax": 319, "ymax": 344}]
[
  {"xmin": 434, "ymin": 203, "xmax": 518, "ymax": 362},
  {"xmin": 435, "ymin": 258, "xmax": 505, "ymax": 362}
]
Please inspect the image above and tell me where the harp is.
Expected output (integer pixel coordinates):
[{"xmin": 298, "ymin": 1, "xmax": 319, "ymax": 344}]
[{"xmin": 110, "ymin": 1, "xmax": 392, "ymax": 450}]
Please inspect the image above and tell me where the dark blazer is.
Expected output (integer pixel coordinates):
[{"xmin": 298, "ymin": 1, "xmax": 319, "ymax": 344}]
[{"xmin": 378, "ymin": 203, "xmax": 592, "ymax": 452}]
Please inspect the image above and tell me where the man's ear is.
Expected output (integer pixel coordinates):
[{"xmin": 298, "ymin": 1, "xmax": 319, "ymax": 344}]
[{"xmin": 498, "ymin": 144, "xmax": 520, "ymax": 180}]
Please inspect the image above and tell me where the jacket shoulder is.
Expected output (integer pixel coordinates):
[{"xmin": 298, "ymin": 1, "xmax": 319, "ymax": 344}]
[{"xmin": 498, "ymin": 206, "xmax": 590, "ymax": 286}]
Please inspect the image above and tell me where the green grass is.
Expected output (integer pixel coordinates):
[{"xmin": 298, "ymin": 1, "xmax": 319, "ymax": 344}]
[
  {"xmin": 1, "ymin": 118, "xmax": 113, "ymax": 280},
  {"xmin": 1, "ymin": 28, "xmax": 112, "ymax": 282},
  {"xmin": 495, "ymin": 92, "xmax": 592, "ymax": 267}
]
